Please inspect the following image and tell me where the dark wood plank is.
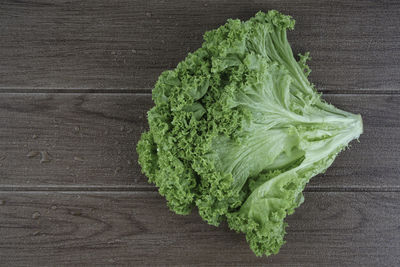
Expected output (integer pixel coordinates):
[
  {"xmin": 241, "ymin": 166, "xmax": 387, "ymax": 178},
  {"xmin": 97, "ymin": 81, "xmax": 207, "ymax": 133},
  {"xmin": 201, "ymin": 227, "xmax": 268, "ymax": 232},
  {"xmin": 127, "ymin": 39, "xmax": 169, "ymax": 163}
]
[
  {"xmin": 0, "ymin": 93, "xmax": 146, "ymax": 188},
  {"xmin": 0, "ymin": 192, "xmax": 398, "ymax": 266},
  {"xmin": 0, "ymin": 93, "xmax": 399, "ymax": 189},
  {"xmin": 0, "ymin": 0, "xmax": 399, "ymax": 91}
]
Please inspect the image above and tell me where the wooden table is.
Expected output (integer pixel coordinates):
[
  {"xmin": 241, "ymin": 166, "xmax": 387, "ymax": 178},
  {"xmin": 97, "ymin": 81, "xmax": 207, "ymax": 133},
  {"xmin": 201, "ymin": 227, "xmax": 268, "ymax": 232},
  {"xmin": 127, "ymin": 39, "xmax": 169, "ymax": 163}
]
[{"xmin": 1, "ymin": 1, "xmax": 399, "ymax": 266}]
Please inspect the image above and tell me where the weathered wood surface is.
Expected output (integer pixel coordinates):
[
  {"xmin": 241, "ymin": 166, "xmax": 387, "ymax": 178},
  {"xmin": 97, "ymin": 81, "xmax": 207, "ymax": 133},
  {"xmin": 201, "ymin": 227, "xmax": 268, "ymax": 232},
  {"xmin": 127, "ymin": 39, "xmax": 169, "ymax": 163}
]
[
  {"xmin": 0, "ymin": 93, "xmax": 398, "ymax": 190},
  {"xmin": 0, "ymin": 192, "xmax": 398, "ymax": 266},
  {"xmin": 0, "ymin": 0, "xmax": 399, "ymax": 91}
]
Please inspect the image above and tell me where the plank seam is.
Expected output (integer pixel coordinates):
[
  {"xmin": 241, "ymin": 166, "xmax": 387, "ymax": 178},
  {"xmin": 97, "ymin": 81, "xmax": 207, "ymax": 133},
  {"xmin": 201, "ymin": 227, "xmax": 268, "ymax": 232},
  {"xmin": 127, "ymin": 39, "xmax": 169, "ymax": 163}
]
[
  {"xmin": 0, "ymin": 88, "xmax": 399, "ymax": 95},
  {"xmin": 0, "ymin": 186, "xmax": 399, "ymax": 192}
]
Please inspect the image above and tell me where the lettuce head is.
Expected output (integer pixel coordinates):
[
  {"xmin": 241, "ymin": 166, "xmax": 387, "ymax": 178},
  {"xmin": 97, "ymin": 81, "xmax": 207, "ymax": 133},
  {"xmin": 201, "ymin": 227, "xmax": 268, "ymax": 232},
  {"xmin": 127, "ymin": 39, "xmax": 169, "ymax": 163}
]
[{"xmin": 137, "ymin": 10, "xmax": 363, "ymax": 256}]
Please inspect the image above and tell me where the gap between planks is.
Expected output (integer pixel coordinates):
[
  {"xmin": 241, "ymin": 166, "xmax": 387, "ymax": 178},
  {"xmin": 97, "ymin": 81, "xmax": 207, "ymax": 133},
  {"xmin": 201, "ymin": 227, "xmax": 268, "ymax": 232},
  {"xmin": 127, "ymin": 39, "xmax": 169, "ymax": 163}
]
[
  {"xmin": 0, "ymin": 88, "xmax": 399, "ymax": 95},
  {"xmin": 0, "ymin": 185, "xmax": 399, "ymax": 193}
]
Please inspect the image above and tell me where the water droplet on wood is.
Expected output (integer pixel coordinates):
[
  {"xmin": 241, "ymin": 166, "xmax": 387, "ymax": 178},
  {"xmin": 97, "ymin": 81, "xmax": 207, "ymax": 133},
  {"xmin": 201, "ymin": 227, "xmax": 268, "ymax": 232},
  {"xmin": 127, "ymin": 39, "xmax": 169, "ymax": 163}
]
[
  {"xmin": 32, "ymin": 211, "xmax": 41, "ymax": 219},
  {"xmin": 27, "ymin": 151, "xmax": 39, "ymax": 158},
  {"xmin": 40, "ymin": 151, "xmax": 51, "ymax": 163},
  {"xmin": 74, "ymin": 156, "xmax": 84, "ymax": 162},
  {"xmin": 69, "ymin": 210, "xmax": 82, "ymax": 216}
]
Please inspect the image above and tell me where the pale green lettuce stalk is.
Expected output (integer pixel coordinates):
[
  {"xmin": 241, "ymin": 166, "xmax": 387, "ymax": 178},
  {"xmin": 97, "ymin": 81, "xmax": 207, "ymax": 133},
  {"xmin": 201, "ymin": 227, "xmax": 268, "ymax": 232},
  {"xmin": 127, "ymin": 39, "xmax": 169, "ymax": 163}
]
[{"xmin": 137, "ymin": 10, "xmax": 363, "ymax": 256}]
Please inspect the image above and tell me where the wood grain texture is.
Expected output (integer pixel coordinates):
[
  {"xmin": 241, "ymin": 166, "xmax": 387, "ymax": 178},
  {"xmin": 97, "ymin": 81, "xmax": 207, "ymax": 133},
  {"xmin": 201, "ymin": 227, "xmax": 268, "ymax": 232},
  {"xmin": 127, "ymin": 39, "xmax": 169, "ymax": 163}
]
[
  {"xmin": 0, "ymin": 93, "xmax": 399, "ymax": 189},
  {"xmin": 0, "ymin": 191, "xmax": 398, "ymax": 266},
  {"xmin": 1, "ymin": 0, "xmax": 399, "ymax": 91},
  {"xmin": 1, "ymin": 1, "xmax": 399, "ymax": 265}
]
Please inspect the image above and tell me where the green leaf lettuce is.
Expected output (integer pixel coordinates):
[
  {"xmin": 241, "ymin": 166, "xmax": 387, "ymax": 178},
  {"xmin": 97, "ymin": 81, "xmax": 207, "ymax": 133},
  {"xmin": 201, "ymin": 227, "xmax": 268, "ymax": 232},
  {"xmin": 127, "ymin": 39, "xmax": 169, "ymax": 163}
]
[{"xmin": 137, "ymin": 10, "xmax": 363, "ymax": 256}]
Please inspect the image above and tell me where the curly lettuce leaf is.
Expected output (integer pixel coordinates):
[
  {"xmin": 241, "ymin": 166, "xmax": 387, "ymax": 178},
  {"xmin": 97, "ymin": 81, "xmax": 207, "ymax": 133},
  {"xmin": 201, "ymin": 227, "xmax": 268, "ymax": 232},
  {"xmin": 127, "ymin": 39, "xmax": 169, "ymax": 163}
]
[{"xmin": 136, "ymin": 10, "xmax": 363, "ymax": 257}]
